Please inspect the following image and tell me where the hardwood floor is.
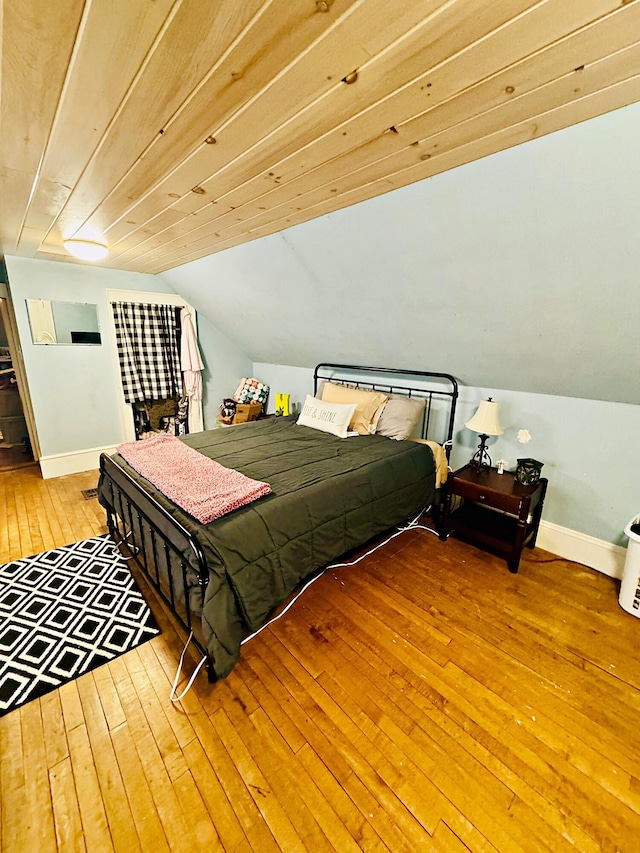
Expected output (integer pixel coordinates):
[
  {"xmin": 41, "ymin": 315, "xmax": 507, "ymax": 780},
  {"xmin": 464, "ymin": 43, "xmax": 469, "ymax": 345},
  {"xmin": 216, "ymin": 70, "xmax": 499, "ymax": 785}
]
[{"xmin": 1, "ymin": 466, "xmax": 639, "ymax": 852}]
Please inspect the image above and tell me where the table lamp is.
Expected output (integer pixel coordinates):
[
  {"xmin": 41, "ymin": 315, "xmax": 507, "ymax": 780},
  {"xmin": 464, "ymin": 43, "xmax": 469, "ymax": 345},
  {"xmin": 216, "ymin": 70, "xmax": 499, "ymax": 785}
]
[{"xmin": 465, "ymin": 398, "xmax": 503, "ymax": 472}]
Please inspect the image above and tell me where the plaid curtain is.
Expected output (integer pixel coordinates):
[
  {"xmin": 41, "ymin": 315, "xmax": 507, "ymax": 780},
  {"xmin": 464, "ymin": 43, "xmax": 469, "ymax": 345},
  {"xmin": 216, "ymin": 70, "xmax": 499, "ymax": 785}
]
[{"xmin": 112, "ymin": 302, "xmax": 182, "ymax": 404}]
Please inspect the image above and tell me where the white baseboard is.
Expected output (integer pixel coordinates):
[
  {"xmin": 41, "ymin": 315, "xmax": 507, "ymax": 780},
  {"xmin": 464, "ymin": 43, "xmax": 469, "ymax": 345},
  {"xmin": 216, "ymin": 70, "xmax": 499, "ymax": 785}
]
[
  {"xmin": 537, "ymin": 520, "xmax": 627, "ymax": 580},
  {"xmin": 39, "ymin": 445, "xmax": 117, "ymax": 479}
]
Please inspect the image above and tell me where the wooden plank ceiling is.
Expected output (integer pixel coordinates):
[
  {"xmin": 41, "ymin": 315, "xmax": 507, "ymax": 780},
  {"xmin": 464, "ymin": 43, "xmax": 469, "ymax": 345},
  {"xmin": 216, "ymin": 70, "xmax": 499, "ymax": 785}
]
[{"xmin": 2, "ymin": 0, "xmax": 640, "ymax": 275}]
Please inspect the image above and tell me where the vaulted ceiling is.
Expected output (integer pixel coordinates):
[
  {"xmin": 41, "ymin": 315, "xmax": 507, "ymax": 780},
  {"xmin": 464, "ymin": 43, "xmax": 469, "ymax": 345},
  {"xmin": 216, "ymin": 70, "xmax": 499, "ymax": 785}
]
[{"xmin": 2, "ymin": 0, "xmax": 640, "ymax": 275}]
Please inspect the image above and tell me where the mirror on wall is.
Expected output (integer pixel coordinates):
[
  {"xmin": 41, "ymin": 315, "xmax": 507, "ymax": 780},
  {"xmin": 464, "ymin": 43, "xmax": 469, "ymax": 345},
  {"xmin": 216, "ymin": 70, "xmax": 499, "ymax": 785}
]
[{"xmin": 26, "ymin": 299, "xmax": 102, "ymax": 345}]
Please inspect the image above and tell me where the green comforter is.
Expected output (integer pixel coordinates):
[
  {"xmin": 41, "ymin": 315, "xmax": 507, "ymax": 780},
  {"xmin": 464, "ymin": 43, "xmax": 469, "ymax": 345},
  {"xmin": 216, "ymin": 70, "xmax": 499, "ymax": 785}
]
[{"xmin": 102, "ymin": 416, "xmax": 437, "ymax": 677}]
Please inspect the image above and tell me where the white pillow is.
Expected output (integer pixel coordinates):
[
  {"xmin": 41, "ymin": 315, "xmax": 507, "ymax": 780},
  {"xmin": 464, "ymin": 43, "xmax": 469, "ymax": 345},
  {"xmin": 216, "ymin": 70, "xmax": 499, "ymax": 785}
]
[{"xmin": 297, "ymin": 395, "xmax": 356, "ymax": 438}]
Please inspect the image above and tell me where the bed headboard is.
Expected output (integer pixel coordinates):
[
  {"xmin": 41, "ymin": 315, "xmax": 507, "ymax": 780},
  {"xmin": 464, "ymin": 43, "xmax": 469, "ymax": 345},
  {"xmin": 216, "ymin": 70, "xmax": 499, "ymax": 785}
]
[{"xmin": 313, "ymin": 363, "xmax": 458, "ymax": 457}]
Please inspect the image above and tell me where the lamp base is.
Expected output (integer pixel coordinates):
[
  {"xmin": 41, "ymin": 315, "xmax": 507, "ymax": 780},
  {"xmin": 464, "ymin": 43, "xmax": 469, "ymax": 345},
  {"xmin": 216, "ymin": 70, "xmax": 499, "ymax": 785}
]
[{"xmin": 470, "ymin": 434, "xmax": 492, "ymax": 472}]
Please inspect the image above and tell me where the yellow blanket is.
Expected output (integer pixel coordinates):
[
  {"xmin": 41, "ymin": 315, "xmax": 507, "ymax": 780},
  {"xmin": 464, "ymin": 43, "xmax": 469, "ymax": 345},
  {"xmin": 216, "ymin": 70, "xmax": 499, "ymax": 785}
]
[{"xmin": 409, "ymin": 438, "xmax": 450, "ymax": 488}]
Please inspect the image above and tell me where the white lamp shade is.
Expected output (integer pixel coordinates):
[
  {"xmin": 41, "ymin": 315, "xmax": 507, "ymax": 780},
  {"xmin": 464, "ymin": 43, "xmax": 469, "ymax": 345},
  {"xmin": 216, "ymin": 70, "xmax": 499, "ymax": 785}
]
[
  {"xmin": 63, "ymin": 238, "xmax": 109, "ymax": 261},
  {"xmin": 465, "ymin": 399, "xmax": 503, "ymax": 436}
]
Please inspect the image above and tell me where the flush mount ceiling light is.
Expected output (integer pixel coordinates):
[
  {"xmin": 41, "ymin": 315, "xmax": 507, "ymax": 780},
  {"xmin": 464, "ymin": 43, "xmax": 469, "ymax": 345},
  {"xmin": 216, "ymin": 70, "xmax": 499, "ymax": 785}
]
[{"xmin": 63, "ymin": 238, "xmax": 109, "ymax": 261}]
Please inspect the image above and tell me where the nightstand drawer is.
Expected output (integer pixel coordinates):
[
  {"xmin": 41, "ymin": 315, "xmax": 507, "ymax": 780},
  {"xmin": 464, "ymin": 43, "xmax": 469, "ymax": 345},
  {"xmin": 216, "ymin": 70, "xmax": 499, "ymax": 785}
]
[{"xmin": 452, "ymin": 479, "xmax": 519, "ymax": 514}]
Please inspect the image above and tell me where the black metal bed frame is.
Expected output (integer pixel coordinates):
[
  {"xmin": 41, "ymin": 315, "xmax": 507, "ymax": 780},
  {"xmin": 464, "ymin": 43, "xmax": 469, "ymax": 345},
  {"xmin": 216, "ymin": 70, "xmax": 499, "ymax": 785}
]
[
  {"xmin": 99, "ymin": 363, "xmax": 459, "ymax": 683},
  {"xmin": 314, "ymin": 363, "xmax": 458, "ymax": 456},
  {"xmin": 100, "ymin": 452, "xmax": 215, "ymax": 678}
]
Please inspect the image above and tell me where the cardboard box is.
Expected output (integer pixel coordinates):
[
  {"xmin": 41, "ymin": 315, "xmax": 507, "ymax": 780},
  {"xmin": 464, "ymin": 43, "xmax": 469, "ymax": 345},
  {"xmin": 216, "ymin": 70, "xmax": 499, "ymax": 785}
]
[{"xmin": 233, "ymin": 402, "xmax": 262, "ymax": 424}]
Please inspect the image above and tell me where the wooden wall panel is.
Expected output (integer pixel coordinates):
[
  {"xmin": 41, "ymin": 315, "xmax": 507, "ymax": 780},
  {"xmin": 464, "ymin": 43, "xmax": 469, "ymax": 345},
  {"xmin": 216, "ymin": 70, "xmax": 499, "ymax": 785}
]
[
  {"xmin": 111, "ymin": 0, "xmax": 640, "ymax": 269},
  {"xmin": 0, "ymin": 0, "xmax": 84, "ymax": 254},
  {"xmin": 1, "ymin": 0, "xmax": 640, "ymax": 271},
  {"xmin": 18, "ymin": 0, "xmax": 175, "ymax": 257}
]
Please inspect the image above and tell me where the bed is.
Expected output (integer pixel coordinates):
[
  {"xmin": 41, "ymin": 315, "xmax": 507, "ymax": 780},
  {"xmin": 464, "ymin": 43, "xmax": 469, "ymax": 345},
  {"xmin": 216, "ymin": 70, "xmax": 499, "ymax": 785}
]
[{"xmin": 98, "ymin": 363, "xmax": 458, "ymax": 681}]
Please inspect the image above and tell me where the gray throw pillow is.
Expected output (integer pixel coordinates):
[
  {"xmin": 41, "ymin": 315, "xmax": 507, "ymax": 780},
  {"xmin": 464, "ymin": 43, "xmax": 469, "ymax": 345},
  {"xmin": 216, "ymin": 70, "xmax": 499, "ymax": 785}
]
[{"xmin": 376, "ymin": 395, "xmax": 426, "ymax": 441}]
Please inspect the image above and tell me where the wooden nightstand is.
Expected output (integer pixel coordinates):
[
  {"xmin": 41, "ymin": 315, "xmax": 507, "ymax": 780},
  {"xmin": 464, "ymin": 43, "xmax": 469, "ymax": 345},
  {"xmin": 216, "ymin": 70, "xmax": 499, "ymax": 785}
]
[{"xmin": 439, "ymin": 464, "xmax": 548, "ymax": 573}]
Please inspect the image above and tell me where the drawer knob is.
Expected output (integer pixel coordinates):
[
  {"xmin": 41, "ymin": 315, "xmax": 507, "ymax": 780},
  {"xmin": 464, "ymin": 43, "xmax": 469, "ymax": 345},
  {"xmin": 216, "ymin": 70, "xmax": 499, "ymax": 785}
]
[{"xmin": 478, "ymin": 494, "xmax": 485, "ymax": 501}]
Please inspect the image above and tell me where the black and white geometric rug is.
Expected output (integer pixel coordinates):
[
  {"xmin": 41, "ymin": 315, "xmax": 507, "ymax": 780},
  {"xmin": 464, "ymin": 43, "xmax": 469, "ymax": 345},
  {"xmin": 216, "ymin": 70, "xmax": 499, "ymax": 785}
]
[{"xmin": 0, "ymin": 534, "xmax": 160, "ymax": 717}]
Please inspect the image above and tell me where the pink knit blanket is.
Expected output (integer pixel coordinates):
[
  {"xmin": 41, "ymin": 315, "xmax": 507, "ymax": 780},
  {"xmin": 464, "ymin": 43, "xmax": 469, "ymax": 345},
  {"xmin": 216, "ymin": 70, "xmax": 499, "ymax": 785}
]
[{"xmin": 116, "ymin": 434, "xmax": 271, "ymax": 524}]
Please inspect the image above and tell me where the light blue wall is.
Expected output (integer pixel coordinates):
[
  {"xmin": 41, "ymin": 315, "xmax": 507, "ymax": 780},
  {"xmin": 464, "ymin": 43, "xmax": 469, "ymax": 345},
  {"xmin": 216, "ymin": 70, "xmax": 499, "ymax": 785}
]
[
  {"xmin": 5, "ymin": 256, "xmax": 177, "ymax": 456},
  {"xmin": 253, "ymin": 362, "xmax": 640, "ymax": 547},
  {"xmin": 160, "ymin": 106, "xmax": 640, "ymax": 549},
  {"xmin": 196, "ymin": 312, "xmax": 253, "ymax": 427},
  {"xmin": 451, "ymin": 387, "xmax": 640, "ymax": 548},
  {"xmin": 253, "ymin": 363, "xmax": 312, "ymax": 415},
  {"xmin": 166, "ymin": 103, "xmax": 640, "ymax": 406},
  {"xmin": 6, "ymin": 257, "xmax": 253, "ymax": 455}
]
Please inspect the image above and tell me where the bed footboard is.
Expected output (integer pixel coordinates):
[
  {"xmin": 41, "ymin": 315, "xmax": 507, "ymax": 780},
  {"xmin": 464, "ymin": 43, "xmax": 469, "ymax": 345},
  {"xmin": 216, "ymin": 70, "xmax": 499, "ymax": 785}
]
[{"xmin": 98, "ymin": 452, "xmax": 217, "ymax": 682}]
